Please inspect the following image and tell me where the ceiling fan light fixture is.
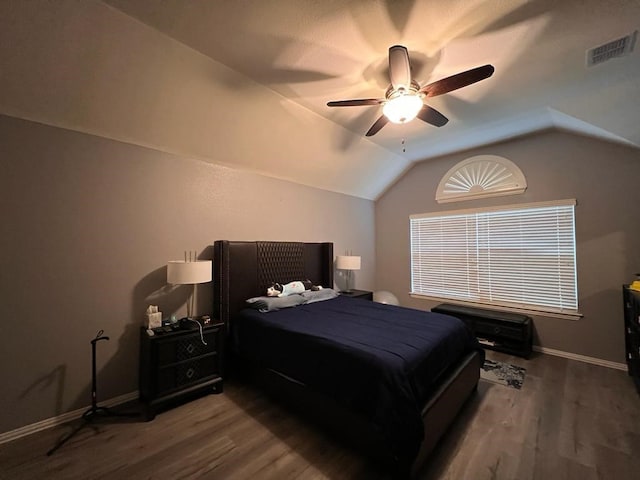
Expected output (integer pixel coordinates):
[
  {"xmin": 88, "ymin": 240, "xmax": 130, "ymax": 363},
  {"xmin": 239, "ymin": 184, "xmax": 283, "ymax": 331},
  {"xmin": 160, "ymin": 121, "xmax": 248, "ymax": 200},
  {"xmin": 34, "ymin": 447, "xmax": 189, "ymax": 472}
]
[
  {"xmin": 326, "ymin": 44, "xmax": 494, "ymax": 136},
  {"xmin": 383, "ymin": 94, "xmax": 423, "ymax": 124}
]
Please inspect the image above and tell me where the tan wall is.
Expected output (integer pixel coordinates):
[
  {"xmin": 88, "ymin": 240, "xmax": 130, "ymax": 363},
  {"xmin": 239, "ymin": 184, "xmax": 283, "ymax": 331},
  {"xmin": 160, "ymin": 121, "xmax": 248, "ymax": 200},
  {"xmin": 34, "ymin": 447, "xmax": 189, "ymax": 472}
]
[
  {"xmin": 375, "ymin": 130, "xmax": 640, "ymax": 364},
  {"xmin": 0, "ymin": 0, "xmax": 408, "ymax": 201},
  {"xmin": 0, "ymin": 115, "xmax": 375, "ymax": 434}
]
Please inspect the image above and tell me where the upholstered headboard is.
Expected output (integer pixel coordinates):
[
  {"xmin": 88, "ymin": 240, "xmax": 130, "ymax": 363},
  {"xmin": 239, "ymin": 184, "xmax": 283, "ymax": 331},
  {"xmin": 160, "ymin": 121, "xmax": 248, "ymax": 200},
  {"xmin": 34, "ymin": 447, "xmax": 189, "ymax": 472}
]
[{"xmin": 213, "ymin": 240, "xmax": 334, "ymax": 327}]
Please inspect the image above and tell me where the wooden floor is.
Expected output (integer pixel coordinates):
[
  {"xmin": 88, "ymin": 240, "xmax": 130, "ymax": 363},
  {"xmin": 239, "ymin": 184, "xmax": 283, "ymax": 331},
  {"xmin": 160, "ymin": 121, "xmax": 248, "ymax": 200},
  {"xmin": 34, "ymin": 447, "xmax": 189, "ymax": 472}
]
[{"xmin": 1, "ymin": 350, "xmax": 639, "ymax": 480}]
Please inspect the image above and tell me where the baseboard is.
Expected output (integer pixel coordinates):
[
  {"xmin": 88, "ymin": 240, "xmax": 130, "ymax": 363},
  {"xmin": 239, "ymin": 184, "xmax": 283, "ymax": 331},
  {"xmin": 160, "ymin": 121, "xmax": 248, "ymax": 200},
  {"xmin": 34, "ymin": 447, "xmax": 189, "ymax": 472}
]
[
  {"xmin": 533, "ymin": 346, "xmax": 627, "ymax": 371},
  {"xmin": 0, "ymin": 391, "xmax": 138, "ymax": 446}
]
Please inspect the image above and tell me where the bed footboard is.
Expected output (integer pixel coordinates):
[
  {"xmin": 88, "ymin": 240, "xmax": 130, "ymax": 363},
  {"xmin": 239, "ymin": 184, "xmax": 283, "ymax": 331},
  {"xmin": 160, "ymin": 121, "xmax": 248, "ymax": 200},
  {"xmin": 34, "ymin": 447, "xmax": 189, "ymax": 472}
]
[{"xmin": 412, "ymin": 350, "xmax": 481, "ymax": 477}]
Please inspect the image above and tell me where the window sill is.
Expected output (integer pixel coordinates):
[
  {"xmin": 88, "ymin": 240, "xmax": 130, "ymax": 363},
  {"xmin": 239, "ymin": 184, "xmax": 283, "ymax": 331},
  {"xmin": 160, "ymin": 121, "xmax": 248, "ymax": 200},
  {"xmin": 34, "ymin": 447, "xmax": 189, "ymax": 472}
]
[{"xmin": 409, "ymin": 293, "xmax": 583, "ymax": 321}]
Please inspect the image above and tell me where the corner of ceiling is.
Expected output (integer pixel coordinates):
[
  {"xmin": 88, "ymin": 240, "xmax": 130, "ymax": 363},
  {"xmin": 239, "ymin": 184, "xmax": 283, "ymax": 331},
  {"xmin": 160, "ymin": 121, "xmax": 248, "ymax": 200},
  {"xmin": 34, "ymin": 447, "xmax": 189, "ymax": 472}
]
[
  {"xmin": 547, "ymin": 107, "xmax": 639, "ymax": 148},
  {"xmin": 405, "ymin": 106, "xmax": 639, "ymax": 168}
]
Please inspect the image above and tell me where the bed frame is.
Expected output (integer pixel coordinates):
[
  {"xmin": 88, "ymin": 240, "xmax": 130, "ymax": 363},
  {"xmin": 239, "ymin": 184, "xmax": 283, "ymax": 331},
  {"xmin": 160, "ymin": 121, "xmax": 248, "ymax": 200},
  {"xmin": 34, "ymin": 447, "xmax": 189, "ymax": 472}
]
[{"xmin": 212, "ymin": 240, "xmax": 481, "ymax": 478}]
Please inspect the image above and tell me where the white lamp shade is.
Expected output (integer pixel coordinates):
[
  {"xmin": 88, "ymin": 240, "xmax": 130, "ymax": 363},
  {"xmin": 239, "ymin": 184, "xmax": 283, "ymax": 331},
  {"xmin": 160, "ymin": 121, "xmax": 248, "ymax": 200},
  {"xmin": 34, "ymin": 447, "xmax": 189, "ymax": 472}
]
[
  {"xmin": 336, "ymin": 255, "xmax": 361, "ymax": 270},
  {"xmin": 167, "ymin": 260, "xmax": 212, "ymax": 284}
]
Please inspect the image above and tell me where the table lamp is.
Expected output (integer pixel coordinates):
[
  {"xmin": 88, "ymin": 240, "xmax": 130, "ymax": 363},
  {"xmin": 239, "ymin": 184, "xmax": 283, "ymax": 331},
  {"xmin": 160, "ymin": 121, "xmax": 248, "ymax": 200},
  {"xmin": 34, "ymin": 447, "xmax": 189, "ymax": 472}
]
[
  {"xmin": 336, "ymin": 255, "xmax": 361, "ymax": 293},
  {"xmin": 167, "ymin": 252, "xmax": 212, "ymax": 319}
]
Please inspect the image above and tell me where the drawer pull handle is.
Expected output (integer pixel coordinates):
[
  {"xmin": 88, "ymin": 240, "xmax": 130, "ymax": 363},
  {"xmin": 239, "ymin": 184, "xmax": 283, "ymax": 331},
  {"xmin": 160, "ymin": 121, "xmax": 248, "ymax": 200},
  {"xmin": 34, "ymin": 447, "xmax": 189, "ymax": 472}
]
[
  {"xmin": 186, "ymin": 344, "xmax": 195, "ymax": 354},
  {"xmin": 186, "ymin": 368, "xmax": 195, "ymax": 379}
]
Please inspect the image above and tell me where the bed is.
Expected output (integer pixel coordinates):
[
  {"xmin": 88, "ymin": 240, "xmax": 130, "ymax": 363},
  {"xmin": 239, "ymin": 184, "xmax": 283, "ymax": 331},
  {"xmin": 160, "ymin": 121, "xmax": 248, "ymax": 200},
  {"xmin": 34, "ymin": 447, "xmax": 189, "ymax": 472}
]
[{"xmin": 212, "ymin": 240, "xmax": 483, "ymax": 478}]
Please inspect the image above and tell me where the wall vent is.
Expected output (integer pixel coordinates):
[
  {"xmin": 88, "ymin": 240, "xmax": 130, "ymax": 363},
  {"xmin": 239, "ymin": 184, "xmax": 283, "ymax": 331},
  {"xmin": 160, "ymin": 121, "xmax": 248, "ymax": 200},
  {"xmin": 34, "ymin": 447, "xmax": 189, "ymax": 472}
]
[{"xmin": 587, "ymin": 31, "xmax": 637, "ymax": 67}]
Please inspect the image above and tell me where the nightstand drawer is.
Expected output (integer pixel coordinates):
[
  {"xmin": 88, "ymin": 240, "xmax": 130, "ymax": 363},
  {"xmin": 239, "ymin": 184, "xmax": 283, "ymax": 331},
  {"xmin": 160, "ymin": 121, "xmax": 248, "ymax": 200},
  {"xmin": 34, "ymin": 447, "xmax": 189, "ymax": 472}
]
[
  {"xmin": 156, "ymin": 354, "xmax": 219, "ymax": 394},
  {"xmin": 156, "ymin": 330, "xmax": 219, "ymax": 365}
]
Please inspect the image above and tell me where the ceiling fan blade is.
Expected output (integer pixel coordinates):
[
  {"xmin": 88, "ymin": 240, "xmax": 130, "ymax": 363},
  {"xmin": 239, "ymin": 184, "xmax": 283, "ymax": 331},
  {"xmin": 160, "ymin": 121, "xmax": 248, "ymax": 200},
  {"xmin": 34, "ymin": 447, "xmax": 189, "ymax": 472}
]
[
  {"xmin": 365, "ymin": 115, "xmax": 389, "ymax": 136},
  {"xmin": 389, "ymin": 45, "xmax": 411, "ymax": 90},
  {"xmin": 417, "ymin": 105, "xmax": 449, "ymax": 127},
  {"xmin": 420, "ymin": 64, "xmax": 495, "ymax": 98},
  {"xmin": 327, "ymin": 99, "xmax": 385, "ymax": 107}
]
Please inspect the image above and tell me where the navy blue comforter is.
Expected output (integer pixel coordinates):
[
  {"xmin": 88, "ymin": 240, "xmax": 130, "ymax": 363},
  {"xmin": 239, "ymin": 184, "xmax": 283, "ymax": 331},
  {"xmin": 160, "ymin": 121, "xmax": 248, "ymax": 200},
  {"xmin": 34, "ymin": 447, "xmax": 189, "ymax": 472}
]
[{"xmin": 234, "ymin": 295, "xmax": 482, "ymax": 464}]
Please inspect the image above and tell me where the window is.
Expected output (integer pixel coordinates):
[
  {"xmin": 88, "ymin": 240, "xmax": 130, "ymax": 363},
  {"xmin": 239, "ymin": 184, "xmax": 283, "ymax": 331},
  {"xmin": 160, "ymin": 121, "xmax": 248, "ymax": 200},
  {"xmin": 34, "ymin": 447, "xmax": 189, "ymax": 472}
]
[
  {"xmin": 435, "ymin": 155, "xmax": 527, "ymax": 203},
  {"xmin": 410, "ymin": 200, "xmax": 578, "ymax": 316}
]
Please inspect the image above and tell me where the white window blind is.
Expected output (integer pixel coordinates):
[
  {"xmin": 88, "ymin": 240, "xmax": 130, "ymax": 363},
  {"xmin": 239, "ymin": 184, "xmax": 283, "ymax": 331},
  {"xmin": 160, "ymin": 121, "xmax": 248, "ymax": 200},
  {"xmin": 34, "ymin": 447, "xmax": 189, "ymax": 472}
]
[{"xmin": 410, "ymin": 200, "xmax": 578, "ymax": 315}]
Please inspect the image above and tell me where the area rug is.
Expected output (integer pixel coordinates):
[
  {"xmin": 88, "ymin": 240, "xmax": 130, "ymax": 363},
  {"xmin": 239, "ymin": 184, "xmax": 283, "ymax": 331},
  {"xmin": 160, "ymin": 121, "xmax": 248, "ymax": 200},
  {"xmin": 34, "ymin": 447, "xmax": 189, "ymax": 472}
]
[{"xmin": 481, "ymin": 359, "xmax": 526, "ymax": 389}]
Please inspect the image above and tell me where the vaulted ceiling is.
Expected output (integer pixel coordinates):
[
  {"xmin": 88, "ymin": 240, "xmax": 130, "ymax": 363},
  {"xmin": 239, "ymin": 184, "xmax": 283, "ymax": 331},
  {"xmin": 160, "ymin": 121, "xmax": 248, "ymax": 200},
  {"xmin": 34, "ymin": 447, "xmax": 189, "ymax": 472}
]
[{"xmin": 1, "ymin": 0, "xmax": 639, "ymax": 199}]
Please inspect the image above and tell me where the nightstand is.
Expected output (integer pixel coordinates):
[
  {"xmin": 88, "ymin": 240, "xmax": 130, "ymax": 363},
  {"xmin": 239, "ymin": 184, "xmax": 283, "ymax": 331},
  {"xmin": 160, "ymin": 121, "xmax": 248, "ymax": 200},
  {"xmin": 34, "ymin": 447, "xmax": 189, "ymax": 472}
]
[
  {"xmin": 139, "ymin": 321, "xmax": 224, "ymax": 420},
  {"xmin": 340, "ymin": 289, "xmax": 373, "ymax": 300}
]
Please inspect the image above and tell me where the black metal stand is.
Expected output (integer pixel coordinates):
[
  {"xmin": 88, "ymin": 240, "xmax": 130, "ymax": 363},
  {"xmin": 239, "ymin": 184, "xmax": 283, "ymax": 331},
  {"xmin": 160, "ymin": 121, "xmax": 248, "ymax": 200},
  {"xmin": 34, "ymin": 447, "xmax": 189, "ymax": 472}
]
[{"xmin": 47, "ymin": 330, "xmax": 138, "ymax": 456}]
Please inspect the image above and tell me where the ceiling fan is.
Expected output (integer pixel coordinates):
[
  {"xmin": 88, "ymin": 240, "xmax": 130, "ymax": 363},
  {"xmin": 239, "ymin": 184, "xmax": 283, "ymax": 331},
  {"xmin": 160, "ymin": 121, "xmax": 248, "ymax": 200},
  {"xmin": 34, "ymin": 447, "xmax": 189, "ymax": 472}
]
[{"xmin": 327, "ymin": 45, "xmax": 495, "ymax": 137}]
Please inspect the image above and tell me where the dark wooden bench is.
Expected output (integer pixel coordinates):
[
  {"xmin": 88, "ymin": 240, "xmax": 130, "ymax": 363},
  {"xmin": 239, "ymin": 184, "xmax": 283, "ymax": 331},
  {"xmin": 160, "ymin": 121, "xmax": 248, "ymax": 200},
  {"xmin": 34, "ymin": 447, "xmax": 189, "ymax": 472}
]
[{"xmin": 432, "ymin": 303, "xmax": 533, "ymax": 358}]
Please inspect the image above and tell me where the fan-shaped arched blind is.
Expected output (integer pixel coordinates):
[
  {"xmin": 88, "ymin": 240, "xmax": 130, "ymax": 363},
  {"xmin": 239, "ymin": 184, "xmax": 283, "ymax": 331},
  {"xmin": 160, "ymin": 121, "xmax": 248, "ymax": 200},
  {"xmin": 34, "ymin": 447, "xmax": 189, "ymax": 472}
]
[
  {"xmin": 410, "ymin": 199, "xmax": 578, "ymax": 316},
  {"xmin": 436, "ymin": 155, "xmax": 527, "ymax": 203}
]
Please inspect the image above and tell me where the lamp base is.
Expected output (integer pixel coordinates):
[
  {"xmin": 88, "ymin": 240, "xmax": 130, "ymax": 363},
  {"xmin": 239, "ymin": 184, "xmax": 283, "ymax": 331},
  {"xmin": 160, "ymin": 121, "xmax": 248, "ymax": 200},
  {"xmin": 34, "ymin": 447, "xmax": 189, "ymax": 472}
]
[{"xmin": 344, "ymin": 270, "xmax": 355, "ymax": 293}]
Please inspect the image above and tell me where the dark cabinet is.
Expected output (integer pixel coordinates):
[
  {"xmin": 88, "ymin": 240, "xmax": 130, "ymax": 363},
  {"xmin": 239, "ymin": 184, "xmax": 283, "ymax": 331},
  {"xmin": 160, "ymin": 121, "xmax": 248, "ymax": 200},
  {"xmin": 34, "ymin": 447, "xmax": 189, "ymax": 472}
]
[
  {"xmin": 340, "ymin": 289, "xmax": 373, "ymax": 300},
  {"xmin": 622, "ymin": 286, "xmax": 640, "ymax": 392},
  {"xmin": 139, "ymin": 322, "xmax": 224, "ymax": 420}
]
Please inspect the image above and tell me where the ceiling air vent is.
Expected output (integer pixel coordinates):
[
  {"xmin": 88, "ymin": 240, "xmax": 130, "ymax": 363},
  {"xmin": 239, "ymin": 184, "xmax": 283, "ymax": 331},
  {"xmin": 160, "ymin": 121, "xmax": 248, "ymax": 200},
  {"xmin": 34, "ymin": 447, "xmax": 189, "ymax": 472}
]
[{"xmin": 587, "ymin": 31, "xmax": 637, "ymax": 67}]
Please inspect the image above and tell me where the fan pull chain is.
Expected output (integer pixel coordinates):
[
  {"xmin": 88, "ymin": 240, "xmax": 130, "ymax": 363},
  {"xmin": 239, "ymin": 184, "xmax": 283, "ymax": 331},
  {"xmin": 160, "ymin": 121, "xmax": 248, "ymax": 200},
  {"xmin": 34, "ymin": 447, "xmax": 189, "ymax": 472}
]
[{"xmin": 402, "ymin": 138, "xmax": 406, "ymax": 153}]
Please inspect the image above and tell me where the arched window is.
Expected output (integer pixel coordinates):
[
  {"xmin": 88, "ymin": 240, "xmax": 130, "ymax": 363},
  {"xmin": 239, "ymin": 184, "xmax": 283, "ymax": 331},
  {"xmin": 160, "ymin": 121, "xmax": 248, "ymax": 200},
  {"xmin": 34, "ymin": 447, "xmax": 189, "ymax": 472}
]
[{"xmin": 436, "ymin": 155, "xmax": 527, "ymax": 203}]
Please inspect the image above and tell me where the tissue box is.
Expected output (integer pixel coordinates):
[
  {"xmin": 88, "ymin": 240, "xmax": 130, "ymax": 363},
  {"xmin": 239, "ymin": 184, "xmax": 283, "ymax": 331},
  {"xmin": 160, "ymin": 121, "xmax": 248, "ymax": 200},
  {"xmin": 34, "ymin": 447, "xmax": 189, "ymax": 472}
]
[
  {"xmin": 147, "ymin": 312, "xmax": 162, "ymax": 329},
  {"xmin": 145, "ymin": 305, "xmax": 162, "ymax": 329}
]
